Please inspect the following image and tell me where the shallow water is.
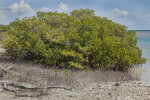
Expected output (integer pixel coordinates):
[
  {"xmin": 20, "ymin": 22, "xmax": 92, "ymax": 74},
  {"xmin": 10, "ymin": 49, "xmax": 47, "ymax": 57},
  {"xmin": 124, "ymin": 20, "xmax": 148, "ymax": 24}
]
[{"xmin": 136, "ymin": 30, "xmax": 150, "ymax": 85}]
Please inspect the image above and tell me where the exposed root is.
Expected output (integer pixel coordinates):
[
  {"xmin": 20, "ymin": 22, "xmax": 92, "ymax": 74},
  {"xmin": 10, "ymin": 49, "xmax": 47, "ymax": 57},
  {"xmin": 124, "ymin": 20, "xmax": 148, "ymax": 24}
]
[{"xmin": 0, "ymin": 82, "xmax": 72, "ymax": 97}]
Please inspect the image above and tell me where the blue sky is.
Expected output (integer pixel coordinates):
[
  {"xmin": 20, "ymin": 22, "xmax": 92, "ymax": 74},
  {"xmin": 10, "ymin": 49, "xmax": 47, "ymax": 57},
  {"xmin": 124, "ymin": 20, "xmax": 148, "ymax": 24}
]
[{"xmin": 0, "ymin": 0, "xmax": 150, "ymax": 30}]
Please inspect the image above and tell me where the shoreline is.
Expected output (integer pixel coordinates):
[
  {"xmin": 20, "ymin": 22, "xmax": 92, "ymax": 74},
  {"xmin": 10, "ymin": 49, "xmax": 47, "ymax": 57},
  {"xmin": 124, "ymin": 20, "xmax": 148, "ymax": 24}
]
[{"xmin": 0, "ymin": 60, "xmax": 146, "ymax": 100}]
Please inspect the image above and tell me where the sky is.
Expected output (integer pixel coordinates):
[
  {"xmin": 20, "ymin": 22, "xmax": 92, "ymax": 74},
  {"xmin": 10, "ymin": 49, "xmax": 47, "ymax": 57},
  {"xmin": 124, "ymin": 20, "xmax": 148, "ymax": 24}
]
[{"xmin": 0, "ymin": 0, "xmax": 150, "ymax": 30}]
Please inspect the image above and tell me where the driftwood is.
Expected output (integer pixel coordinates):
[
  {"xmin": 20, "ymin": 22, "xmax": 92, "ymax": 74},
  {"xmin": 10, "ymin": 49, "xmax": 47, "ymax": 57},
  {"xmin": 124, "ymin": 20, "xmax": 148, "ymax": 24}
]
[{"xmin": 0, "ymin": 82, "xmax": 72, "ymax": 97}]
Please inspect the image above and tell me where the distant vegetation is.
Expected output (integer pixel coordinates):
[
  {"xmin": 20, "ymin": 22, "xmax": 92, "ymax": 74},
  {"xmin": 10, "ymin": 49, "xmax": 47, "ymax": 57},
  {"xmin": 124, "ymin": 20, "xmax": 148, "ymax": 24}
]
[{"xmin": 0, "ymin": 8, "xmax": 146, "ymax": 71}]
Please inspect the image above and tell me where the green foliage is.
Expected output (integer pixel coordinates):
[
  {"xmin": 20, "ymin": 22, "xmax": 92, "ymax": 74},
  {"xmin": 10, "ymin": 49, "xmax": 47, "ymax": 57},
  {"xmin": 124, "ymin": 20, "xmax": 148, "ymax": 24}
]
[{"xmin": 0, "ymin": 8, "xmax": 146, "ymax": 71}]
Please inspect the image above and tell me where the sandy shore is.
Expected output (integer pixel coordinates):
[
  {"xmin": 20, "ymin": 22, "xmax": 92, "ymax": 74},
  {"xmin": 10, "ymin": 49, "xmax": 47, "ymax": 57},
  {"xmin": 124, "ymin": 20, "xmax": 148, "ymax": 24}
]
[{"xmin": 0, "ymin": 81, "xmax": 150, "ymax": 100}]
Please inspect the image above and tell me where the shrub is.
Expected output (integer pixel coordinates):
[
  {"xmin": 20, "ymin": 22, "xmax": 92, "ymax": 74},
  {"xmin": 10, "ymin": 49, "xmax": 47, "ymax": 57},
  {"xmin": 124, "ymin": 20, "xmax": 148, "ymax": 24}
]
[{"xmin": 0, "ymin": 9, "xmax": 146, "ymax": 71}]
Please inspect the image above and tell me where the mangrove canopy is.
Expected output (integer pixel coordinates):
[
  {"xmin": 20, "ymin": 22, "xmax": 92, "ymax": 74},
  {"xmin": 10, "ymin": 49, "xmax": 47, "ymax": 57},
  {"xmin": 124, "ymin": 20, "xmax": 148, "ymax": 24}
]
[{"xmin": 0, "ymin": 8, "xmax": 146, "ymax": 71}]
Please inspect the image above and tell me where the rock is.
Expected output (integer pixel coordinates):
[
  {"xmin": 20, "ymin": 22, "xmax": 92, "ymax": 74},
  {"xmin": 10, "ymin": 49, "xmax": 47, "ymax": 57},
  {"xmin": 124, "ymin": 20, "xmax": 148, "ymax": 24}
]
[
  {"xmin": 0, "ymin": 69, "xmax": 4, "ymax": 77},
  {"xmin": 108, "ymin": 93, "xmax": 112, "ymax": 95},
  {"xmin": 114, "ymin": 82, "xmax": 121, "ymax": 86},
  {"xmin": 69, "ymin": 95, "xmax": 73, "ymax": 97}
]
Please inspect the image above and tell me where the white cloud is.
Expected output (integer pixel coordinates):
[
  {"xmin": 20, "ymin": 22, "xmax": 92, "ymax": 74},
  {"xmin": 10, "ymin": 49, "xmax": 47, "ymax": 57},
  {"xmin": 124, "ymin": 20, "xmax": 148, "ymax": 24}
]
[
  {"xmin": 0, "ymin": 0, "xmax": 35, "ymax": 24},
  {"xmin": 39, "ymin": 7, "xmax": 51, "ymax": 12},
  {"xmin": 95, "ymin": 8, "xmax": 150, "ymax": 30},
  {"xmin": 111, "ymin": 8, "xmax": 129, "ymax": 17},
  {"xmin": 8, "ymin": 0, "xmax": 34, "ymax": 15},
  {"xmin": 57, "ymin": 2, "xmax": 69, "ymax": 12},
  {"xmin": 96, "ymin": 8, "xmax": 129, "ymax": 18}
]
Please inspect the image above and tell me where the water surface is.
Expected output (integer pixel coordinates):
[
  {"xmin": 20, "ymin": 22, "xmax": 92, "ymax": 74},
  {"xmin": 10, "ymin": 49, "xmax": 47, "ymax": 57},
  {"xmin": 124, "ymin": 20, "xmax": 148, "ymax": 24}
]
[{"xmin": 136, "ymin": 30, "xmax": 150, "ymax": 85}]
